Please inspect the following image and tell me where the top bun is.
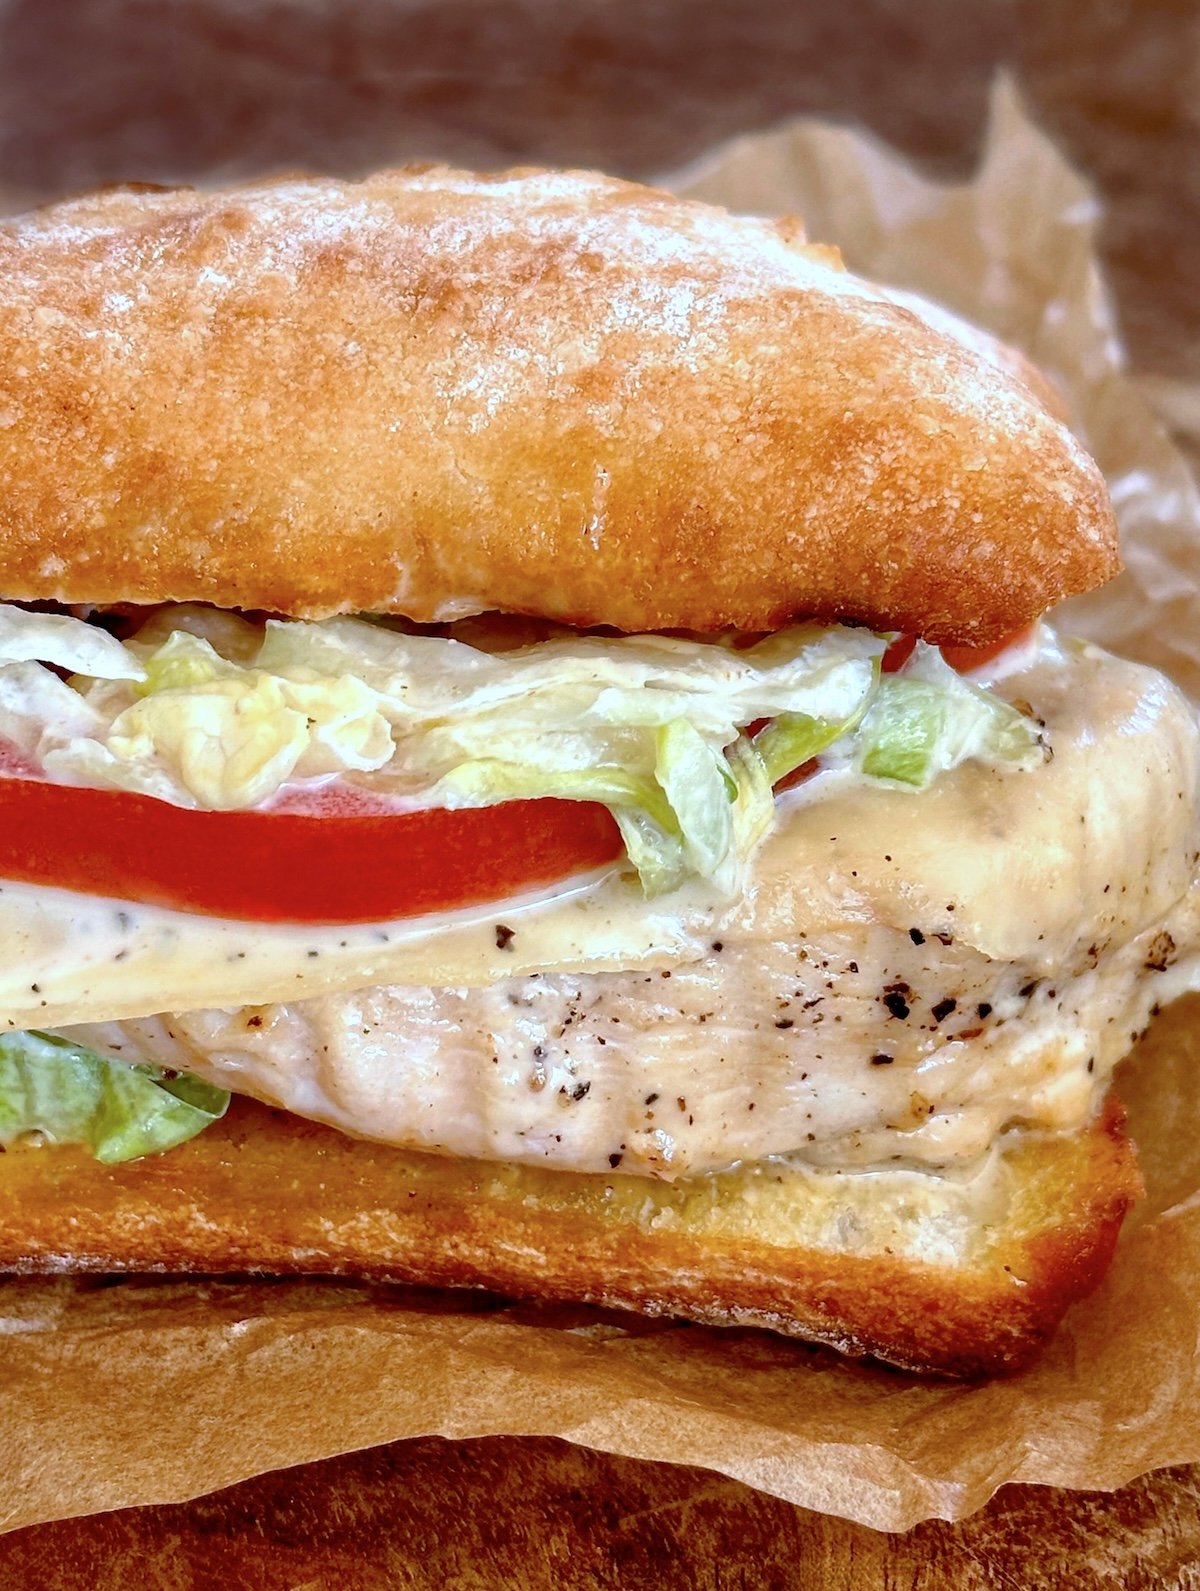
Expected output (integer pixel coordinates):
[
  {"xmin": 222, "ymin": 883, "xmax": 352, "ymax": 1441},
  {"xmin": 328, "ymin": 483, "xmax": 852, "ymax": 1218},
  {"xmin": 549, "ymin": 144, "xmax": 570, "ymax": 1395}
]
[{"xmin": 0, "ymin": 165, "xmax": 1117, "ymax": 642}]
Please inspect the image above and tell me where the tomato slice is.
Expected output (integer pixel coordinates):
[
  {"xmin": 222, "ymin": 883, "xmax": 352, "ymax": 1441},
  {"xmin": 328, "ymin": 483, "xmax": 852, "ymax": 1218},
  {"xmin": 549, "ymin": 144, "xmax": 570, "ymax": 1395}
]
[
  {"xmin": 0, "ymin": 770, "xmax": 624, "ymax": 923},
  {"xmin": 880, "ymin": 634, "xmax": 917, "ymax": 673},
  {"xmin": 939, "ymin": 624, "xmax": 1036, "ymax": 673},
  {"xmin": 883, "ymin": 625, "xmax": 1035, "ymax": 676}
]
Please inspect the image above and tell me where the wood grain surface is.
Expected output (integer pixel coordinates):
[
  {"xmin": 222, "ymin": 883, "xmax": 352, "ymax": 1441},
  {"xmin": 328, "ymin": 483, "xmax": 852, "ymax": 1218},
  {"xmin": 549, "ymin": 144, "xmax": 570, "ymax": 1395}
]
[
  {"xmin": 2, "ymin": 1439, "xmax": 1200, "ymax": 1590},
  {"xmin": 1, "ymin": 1, "xmax": 1199, "ymax": 1584}
]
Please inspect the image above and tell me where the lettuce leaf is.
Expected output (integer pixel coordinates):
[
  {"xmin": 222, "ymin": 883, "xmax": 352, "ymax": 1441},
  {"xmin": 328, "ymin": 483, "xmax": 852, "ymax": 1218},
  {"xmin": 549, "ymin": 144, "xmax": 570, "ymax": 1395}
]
[
  {"xmin": 857, "ymin": 643, "xmax": 1045, "ymax": 786},
  {"xmin": 0, "ymin": 604, "xmax": 144, "ymax": 680},
  {"xmin": 0, "ymin": 1030, "xmax": 229, "ymax": 1163}
]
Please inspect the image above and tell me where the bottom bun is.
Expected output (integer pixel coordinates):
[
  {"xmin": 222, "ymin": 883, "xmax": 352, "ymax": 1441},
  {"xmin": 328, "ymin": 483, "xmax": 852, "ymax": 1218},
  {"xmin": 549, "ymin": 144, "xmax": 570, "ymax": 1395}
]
[{"xmin": 0, "ymin": 1095, "xmax": 1140, "ymax": 1377}]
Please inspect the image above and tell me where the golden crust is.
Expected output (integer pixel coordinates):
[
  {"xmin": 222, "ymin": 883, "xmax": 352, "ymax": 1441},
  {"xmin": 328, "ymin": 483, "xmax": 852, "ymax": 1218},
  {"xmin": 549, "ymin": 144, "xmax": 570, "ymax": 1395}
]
[
  {"xmin": 882, "ymin": 285, "xmax": 1071, "ymax": 424},
  {"xmin": 0, "ymin": 166, "xmax": 1117, "ymax": 644},
  {"xmin": 0, "ymin": 1095, "xmax": 1140, "ymax": 1377}
]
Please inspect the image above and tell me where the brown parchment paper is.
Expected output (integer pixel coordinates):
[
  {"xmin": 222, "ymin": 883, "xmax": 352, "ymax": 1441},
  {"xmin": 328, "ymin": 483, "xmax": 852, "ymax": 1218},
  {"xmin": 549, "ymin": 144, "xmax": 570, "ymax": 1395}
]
[{"xmin": 5, "ymin": 78, "xmax": 1200, "ymax": 1537}]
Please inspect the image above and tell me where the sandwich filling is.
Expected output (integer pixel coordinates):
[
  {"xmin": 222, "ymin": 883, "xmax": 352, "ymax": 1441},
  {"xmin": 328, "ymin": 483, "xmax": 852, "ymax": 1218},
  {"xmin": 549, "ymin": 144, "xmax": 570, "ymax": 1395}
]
[
  {"xmin": 0, "ymin": 602, "xmax": 1041, "ymax": 902},
  {"xmin": 0, "ymin": 606, "xmax": 1197, "ymax": 1178}
]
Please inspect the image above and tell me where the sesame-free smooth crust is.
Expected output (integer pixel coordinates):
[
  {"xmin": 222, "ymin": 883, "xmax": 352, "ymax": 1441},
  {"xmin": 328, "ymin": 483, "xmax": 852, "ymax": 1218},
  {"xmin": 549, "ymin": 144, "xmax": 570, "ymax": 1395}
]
[
  {"xmin": 0, "ymin": 167, "xmax": 1117, "ymax": 642},
  {"xmin": 0, "ymin": 1094, "xmax": 1140, "ymax": 1377}
]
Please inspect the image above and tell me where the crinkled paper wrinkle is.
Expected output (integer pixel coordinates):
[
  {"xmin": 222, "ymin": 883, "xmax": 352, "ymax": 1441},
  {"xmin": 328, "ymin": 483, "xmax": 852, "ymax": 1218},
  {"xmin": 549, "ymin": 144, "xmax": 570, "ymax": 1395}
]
[
  {"xmin": 5, "ymin": 77, "xmax": 1200, "ymax": 1536},
  {"xmin": 677, "ymin": 76, "xmax": 1200, "ymax": 700}
]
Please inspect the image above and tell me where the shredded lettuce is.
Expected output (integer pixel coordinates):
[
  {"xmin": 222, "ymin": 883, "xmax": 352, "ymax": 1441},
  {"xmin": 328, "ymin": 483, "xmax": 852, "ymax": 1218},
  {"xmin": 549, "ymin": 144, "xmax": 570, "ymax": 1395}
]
[
  {"xmin": 725, "ymin": 734, "xmax": 776, "ymax": 858},
  {"xmin": 751, "ymin": 689, "xmax": 880, "ymax": 786},
  {"xmin": 856, "ymin": 643, "xmax": 1044, "ymax": 786},
  {"xmin": 0, "ymin": 606, "xmax": 144, "ymax": 680},
  {"xmin": 0, "ymin": 602, "xmax": 1047, "ymax": 899},
  {"xmin": 0, "ymin": 1030, "xmax": 229, "ymax": 1163}
]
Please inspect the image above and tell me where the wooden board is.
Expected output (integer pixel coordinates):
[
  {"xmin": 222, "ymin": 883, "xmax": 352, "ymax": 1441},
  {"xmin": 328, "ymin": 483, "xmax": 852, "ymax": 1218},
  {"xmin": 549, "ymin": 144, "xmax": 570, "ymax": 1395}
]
[{"xmin": 2, "ymin": 1439, "xmax": 1199, "ymax": 1589}]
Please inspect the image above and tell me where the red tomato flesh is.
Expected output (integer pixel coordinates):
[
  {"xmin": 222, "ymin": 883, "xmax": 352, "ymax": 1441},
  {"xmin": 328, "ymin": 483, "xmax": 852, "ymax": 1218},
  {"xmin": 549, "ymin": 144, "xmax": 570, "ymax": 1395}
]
[
  {"xmin": 880, "ymin": 634, "xmax": 917, "ymax": 673},
  {"xmin": 0, "ymin": 767, "xmax": 623, "ymax": 923},
  {"xmin": 882, "ymin": 625, "xmax": 1035, "ymax": 675},
  {"xmin": 938, "ymin": 625, "xmax": 1036, "ymax": 673}
]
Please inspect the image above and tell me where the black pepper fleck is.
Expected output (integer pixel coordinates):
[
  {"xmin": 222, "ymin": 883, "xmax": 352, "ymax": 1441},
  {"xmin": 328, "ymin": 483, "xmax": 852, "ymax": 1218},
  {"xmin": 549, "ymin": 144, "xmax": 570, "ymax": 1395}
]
[
  {"xmin": 494, "ymin": 924, "xmax": 516, "ymax": 951},
  {"xmin": 1144, "ymin": 931, "xmax": 1177, "ymax": 973}
]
